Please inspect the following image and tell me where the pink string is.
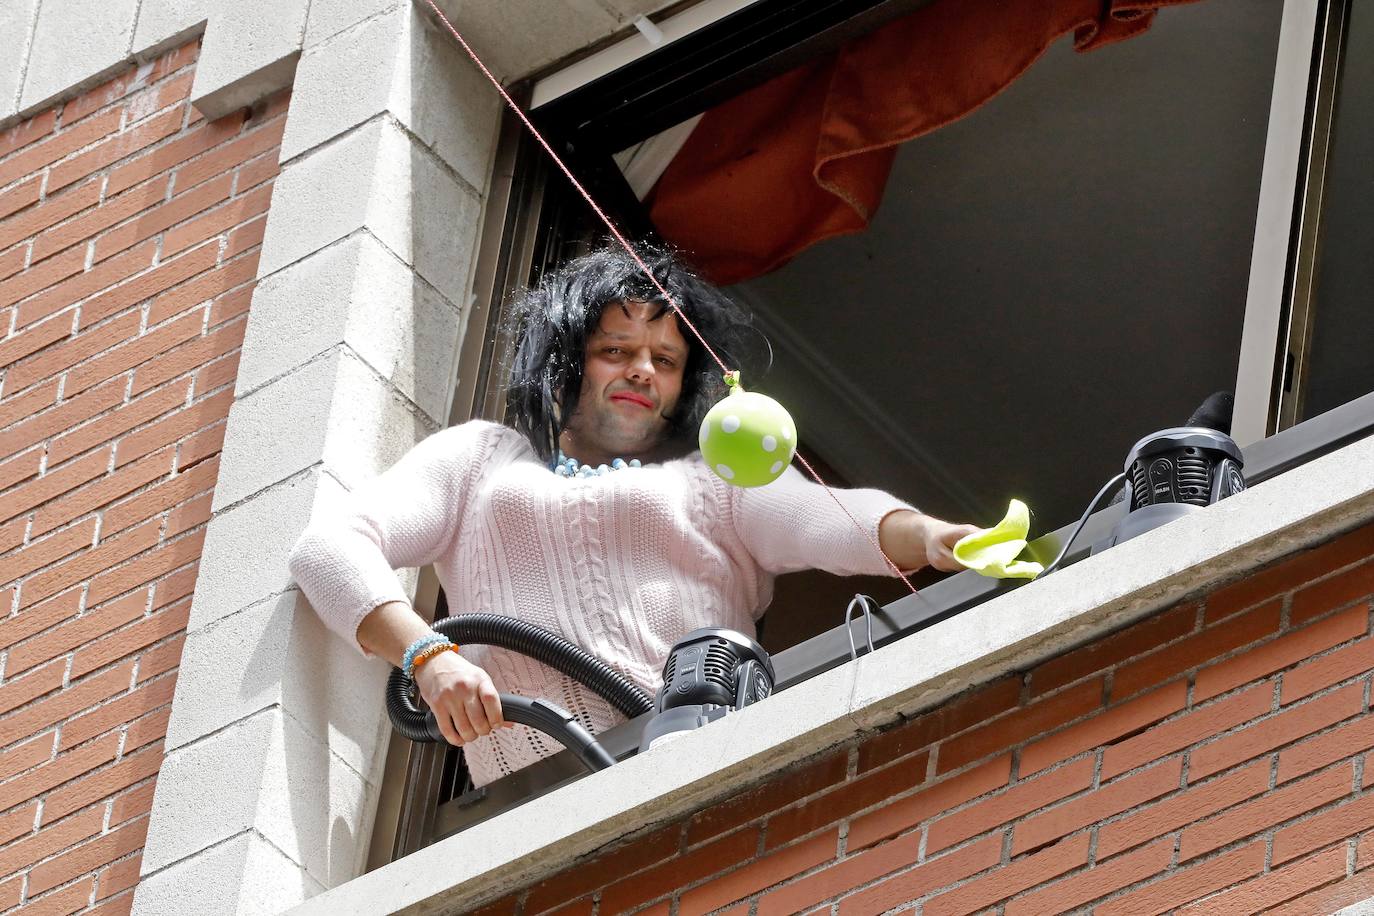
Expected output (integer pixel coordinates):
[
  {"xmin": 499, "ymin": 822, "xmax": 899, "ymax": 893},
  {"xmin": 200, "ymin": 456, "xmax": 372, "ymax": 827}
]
[{"xmin": 425, "ymin": 1, "xmax": 918, "ymax": 596}]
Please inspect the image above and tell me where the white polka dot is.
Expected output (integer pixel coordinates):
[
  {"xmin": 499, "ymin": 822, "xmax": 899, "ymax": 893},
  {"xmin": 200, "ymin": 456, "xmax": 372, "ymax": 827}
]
[
  {"xmin": 715, "ymin": 463, "xmax": 735, "ymax": 479},
  {"xmin": 770, "ymin": 461, "xmax": 784, "ymax": 474},
  {"xmin": 761, "ymin": 435, "xmax": 777, "ymax": 452},
  {"xmin": 782, "ymin": 427, "xmax": 792, "ymax": 440},
  {"xmin": 721, "ymin": 415, "xmax": 741, "ymax": 433}
]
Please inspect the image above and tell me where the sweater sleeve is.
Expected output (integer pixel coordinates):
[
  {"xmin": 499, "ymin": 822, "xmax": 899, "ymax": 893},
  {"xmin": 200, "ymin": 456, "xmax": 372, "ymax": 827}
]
[
  {"xmin": 727, "ymin": 465, "xmax": 917, "ymax": 577},
  {"xmin": 287, "ymin": 421, "xmax": 499, "ymax": 654}
]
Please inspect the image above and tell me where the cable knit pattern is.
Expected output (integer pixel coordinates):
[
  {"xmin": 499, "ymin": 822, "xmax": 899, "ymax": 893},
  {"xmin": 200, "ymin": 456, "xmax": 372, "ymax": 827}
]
[{"xmin": 287, "ymin": 420, "xmax": 915, "ymax": 786}]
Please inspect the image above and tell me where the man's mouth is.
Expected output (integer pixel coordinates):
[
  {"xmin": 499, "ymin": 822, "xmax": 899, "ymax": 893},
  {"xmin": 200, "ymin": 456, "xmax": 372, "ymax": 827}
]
[{"xmin": 610, "ymin": 392, "xmax": 654, "ymax": 409}]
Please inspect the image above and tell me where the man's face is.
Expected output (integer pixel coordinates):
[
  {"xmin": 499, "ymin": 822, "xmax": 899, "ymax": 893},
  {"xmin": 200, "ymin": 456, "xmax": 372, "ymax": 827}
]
[{"xmin": 563, "ymin": 300, "xmax": 688, "ymax": 460}]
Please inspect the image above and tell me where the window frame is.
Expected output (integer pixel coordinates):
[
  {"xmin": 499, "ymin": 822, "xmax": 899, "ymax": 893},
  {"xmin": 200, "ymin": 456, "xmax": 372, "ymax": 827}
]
[{"xmin": 373, "ymin": 0, "xmax": 1372, "ymax": 862}]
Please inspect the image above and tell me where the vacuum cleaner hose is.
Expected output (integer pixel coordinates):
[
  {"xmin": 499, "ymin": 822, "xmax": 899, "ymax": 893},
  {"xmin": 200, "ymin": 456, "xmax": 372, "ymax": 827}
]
[{"xmin": 384, "ymin": 614, "xmax": 653, "ymax": 767}]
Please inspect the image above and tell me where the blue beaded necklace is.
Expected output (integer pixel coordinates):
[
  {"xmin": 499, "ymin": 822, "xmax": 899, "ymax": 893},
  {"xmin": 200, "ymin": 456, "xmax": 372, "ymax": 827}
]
[{"xmin": 554, "ymin": 451, "xmax": 641, "ymax": 478}]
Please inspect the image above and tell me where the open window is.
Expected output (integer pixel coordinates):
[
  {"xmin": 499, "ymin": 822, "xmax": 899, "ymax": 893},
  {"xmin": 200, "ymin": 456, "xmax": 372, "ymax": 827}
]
[{"xmin": 371, "ymin": 0, "xmax": 1374, "ymax": 863}]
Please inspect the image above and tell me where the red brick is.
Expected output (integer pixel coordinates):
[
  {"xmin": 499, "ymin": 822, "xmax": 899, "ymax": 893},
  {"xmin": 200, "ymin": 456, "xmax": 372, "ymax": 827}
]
[
  {"xmin": 1272, "ymin": 790, "xmax": 1374, "ymax": 865},
  {"xmin": 0, "ymin": 110, "xmax": 57, "ymax": 158},
  {"xmin": 687, "ymin": 752, "xmax": 847, "ymax": 845},
  {"xmin": 1102, "ymin": 682, "xmax": 1271, "ymax": 780},
  {"xmin": 77, "ymin": 242, "xmax": 219, "ymax": 329},
  {"xmin": 72, "ymin": 598, "xmax": 191, "ymax": 678},
  {"xmin": 135, "ymin": 633, "xmax": 184, "ymax": 682},
  {"xmin": 0, "ymin": 446, "xmax": 42, "ymax": 492},
  {"xmin": 0, "ymin": 658, "xmax": 65, "ymax": 716},
  {"xmin": 0, "ymin": 732, "xmax": 119, "ymax": 811},
  {"xmin": 207, "ymin": 283, "xmax": 254, "ymax": 326},
  {"xmin": 224, "ymin": 214, "xmax": 267, "ymax": 260},
  {"xmin": 234, "ymin": 152, "xmax": 279, "ymax": 193},
  {"xmin": 928, "ymin": 757, "xmax": 1093, "ymax": 855},
  {"xmin": 848, "ymin": 755, "xmax": 1011, "ymax": 851},
  {"xmin": 31, "ymin": 448, "xmax": 175, "ymax": 538},
  {"xmin": 26, "ymin": 879, "xmax": 98, "ymax": 915},
  {"xmin": 765, "ymin": 752, "xmax": 929, "ymax": 849},
  {"xmin": 925, "ymin": 832, "xmax": 1089, "ymax": 916},
  {"xmin": 86, "ymin": 889, "xmax": 135, "ymax": 916},
  {"xmin": 20, "ymin": 518, "xmax": 161, "ymax": 609},
  {"xmin": 683, "ymin": 828, "xmax": 837, "ymax": 914},
  {"xmin": 1196, "ymin": 605, "xmax": 1368, "ymax": 702},
  {"xmin": 1006, "ymin": 837, "xmax": 1172, "ymax": 916},
  {"xmin": 0, "ymin": 175, "xmax": 41, "ymax": 220},
  {"xmin": 0, "ymin": 662, "xmax": 134, "ymax": 750},
  {"xmin": 0, "ymin": 805, "xmax": 102, "ymax": 882},
  {"xmin": 0, "ymin": 447, "xmax": 111, "ymax": 527},
  {"xmin": 6, "ymin": 312, "xmax": 142, "ymax": 394},
  {"xmin": 2, "ymin": 519, "xmax": 96, "ymax": 587},
  {"xmin": 65, "ymin": 308, "xmax": 204, "ymax": 398},
  {"xmin": 0, "ymin": 243, "xmax": 26, "ymax": 282},
  {"xmin": 0, "ymin": 516, "xmax": 23, "ymax": 553},
  {"xmin": 100, "ymin": 454, "xmax": 215, "ymax": 535},
  {"xmin": 0, "ymin": 874, "xmax": 18, "ymax": 910},
  {"xmin": 175, "ymin": 420, "xmax": 225, "ymax": 469},
  {"xmin": 1179, "ymin": 843, "xmax": 1347, "ymax": 915},
  {"xmin": 1180, "ymin": 763, "xmax": 1351, "ymax": 860},
  {"xmin": 469, "ymin": 894, "xmax": 521, "ymax": 916},
  {"xmin": 1113, "ymin": 600, "xmax": 1282, "ymax": 701},
  {"xmin": 89, "ymin": 529, "xmax": 204, "ymax": 606},
  {"xmin": 96, "ymin": 853, "xmax": 142, "ymax": 901},
  {"xmin": 60, "ymin": 66, "xmax": 149, "ymax": 125},
  {"xmin": 0, "ymin": 181, "xmax": 102, "ymax": 259},
  {"xmin": 1361, "ymin": 831, "xmax": 1374, "ymax": 869},
  {"xmin": 0, "ymin": 801, "xmax": 38, "ymax": 849},
  {"xmin": 1014, "ymin": 757, "xmax": 1181, "ymax": 856},
  {"xmin": 124, "ymin": 707, "xmax": 170, "ymax": 753},
  {"xmin": 1, "ymin": 731, "xmax": 57, "ymax": 781},
  {"xmin": 759, "ymin": 829, "xmax": 921, "ymax": 915},
  {"xmin": 31, "ymin": 176, "xmax": 171, "ymax": 263},
  {"xmin": 1276, "ymin": 714, "xmax": 1374, "ymax": 783},
  {"xmin": 1030, "ymin": 604, "xmax": 1196, "ymax": 698},
  {"xmin": 0, "ymin": 578, "xmax": 77, "ymax": 654},
  {"xmin": 1021, "ymin": 681, "xmax": 1186, "ymax": 777},
  {"xmin": 0, "ymin": 377, "xmax": 124, "ymax": 463},
  {"xmin": 61, "ymin": 673, "xmax": 176, "ymax": 751},
  {"xmin": 41, "ymin": 746, "xmax": 163, "ymax": 826},
  {"xmin": 1292, "ymin": 560, "xmax": 1374, "ymax": 625},
  {"xmin": 93, "ymin": 173, "xmax": 233, "ymax": 262},
  {"xmin": 163, "ymin": 182, "xmax": 273, "ymax": 257},
  {"xmin": 28, "ymin": 817, "xmax": 148, "ymax": 896},
  {"xmin": 0, "ymin": 244, "xmax": 86, "ymax": 313},
  {"xmin": 193, "ymin": 350, "xmax": 240, "ymax": 397},
  {"xmin": 1098, "ymin": 840, "xmax": 1264, "ymax": 916},
  {"xmin": 1270, "ymin": 869, "xmax": 1374, "ymax": 916},
  {"xmin": 122, "ymin": 71, "xmax": 194, "ymax": 127},
  {"xmin": 0, "ymin": 309, "xmax": 72, "ymax": 369},
  {"xmin": 0, "ymin": 108, "xmax": 123, "ymax": 190},
  {"xmin": 115, "ymin": 386, "xmax": 234, "ymax": 467},
  {"xmin": 48, "ymin": 380, "xmax": 189, "ymax": 466},
  {"xmin": 5, "ymin": 589, "xmax": 148, "ymax": 677},
  {"xmin": 521, "ymin": 825, "xmax": 682, "ymax": 913},
  {"xmin": 106, "ymin": 111, "xmax": 247, "ymax": 197},
  {"xmin": 1189, "ymin": 682, "xmax": 1364, "ymax": 782},
  {"xmin": 132, "ymin": 318, "xmax": 242, "ymax": 397},
  {"xmin": 17, "ymin": 240, "xmax": 159, "ymax": 329},
  {"xmin": 47, "ymin": 108, "xmax": 184, "ymax": 194},
  {"xmin": 1206, "ymin": 525, "xmax": 1374, "ymax": 623},
  {"xmin": 1284, "ymin": 636, "xmax": 1374, "ymax": 704},
  {"xmin": 172, "ymin": 117, "xmax": 286, "ymax": 192},
  {"xmin": 599, "ymin": 827, "xmax": 758, "ymax": 915},
  {"xmin": 858, "ymin": 677, "xmax": 1020, "ymax": 774},
  {"xmin": 837, "ymin": 834, "xmax": 1000, "ymax": 915},
  {"xmin": 147, "ymin": 250, "xmax": 258, "ymax": 326},
  {"xmin": 109, "ymin": 782, "xmax": 158, "ymax": 831},
  {"xmin": 1097, "ymin": 759, "xmax": 1269, "ymax": 859},
  {"xmin": 939, "ymin": 678, "xmax": 1103, "ymax": 776}
]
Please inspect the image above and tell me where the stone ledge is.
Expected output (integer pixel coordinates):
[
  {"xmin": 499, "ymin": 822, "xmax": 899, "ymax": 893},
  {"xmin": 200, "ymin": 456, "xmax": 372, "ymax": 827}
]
[{"xmin": 288, "ymin": 431, "xmax": 1374, "ymax": 915}]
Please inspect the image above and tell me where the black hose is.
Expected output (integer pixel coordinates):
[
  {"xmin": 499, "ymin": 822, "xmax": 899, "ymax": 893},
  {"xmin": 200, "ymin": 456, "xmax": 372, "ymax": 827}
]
[{"xmin": 384, "ymin": 613, "xmax": 654, "ymax": 746}]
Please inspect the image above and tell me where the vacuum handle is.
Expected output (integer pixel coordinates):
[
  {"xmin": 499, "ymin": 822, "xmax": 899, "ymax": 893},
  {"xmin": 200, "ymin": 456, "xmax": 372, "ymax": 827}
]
[{"xmin": 424, "ymin": 693, "xmax": 617, "ymax": 772}]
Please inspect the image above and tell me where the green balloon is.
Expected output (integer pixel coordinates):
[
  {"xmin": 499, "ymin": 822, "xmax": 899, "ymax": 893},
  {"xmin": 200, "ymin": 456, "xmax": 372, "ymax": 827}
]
[{"xmin": 699, "ymin": 388, "xmax": 797, "ymax": 487}]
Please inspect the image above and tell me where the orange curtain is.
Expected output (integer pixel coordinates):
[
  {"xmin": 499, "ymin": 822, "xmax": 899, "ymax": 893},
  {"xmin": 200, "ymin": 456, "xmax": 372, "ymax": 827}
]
[{"xmin": 648, "ymin": 0, "xmax": 1201, "ymax": 285}]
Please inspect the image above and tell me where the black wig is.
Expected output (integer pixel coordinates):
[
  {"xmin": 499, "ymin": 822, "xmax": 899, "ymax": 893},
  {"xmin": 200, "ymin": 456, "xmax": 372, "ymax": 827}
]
[{"xmin": 504, "ymin": 245, "xmax": 760, "ymax": 465}]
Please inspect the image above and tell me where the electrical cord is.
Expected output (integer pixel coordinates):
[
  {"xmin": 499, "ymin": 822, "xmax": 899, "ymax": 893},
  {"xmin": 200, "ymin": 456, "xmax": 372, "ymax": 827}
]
[{"xmin": 1041, "ymin": 471, "xmax": 1128, "ymax": 577}]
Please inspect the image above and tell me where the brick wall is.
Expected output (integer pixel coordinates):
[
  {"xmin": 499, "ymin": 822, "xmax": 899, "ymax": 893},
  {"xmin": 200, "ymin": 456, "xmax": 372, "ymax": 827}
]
[
  {"xmin": 0, "ymin": 43, "xmax": 284, "ymax": 914},
  {"xmin": 492, "ymin": 522, "xmax": 1374, "ymax": 916}
]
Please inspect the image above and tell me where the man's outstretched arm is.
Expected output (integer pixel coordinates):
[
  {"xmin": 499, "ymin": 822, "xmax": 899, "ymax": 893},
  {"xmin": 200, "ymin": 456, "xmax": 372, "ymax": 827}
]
[{"xmin": 879, "ymin": 510, "xmax": 981, "ymax": 573}]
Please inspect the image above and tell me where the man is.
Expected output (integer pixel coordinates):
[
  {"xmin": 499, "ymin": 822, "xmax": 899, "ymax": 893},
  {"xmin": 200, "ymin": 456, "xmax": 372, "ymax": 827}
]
[{"xmin": 288, "ymin": 246, "xmax": 978, "ymax": 787}]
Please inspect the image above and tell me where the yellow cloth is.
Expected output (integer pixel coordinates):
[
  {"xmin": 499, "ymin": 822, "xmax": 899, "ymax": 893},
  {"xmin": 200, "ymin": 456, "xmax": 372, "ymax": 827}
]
[{"xmin": 953, "ymin": 499, "xmax": 1044, "ymax": 580}]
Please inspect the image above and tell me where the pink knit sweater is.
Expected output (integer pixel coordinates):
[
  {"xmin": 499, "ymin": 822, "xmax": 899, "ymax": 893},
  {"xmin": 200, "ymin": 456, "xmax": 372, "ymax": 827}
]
[{"xmin": 288, "ymin": 420, "xmax": 913, "ymax": 786}]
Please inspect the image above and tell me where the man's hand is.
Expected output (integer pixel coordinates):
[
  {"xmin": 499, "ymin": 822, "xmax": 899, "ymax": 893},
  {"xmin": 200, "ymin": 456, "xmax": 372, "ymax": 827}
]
[
  {"xmin": 879, "ymin": 510, "xmax": 982, "ymax": 573},
  {"xmin": 413, "ymin": 650, "xmax": 508, "ymax": 745}
]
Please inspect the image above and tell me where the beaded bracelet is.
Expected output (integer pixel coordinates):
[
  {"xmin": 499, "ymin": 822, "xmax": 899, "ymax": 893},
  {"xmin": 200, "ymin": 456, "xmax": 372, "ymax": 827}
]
[
  {"xmin": 411, "ymin": 642, "xmax": 460, "ymax": 673},
  {"xmin": 401, "ymin": 632, "xmax": 448, "ymax": 678}
]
